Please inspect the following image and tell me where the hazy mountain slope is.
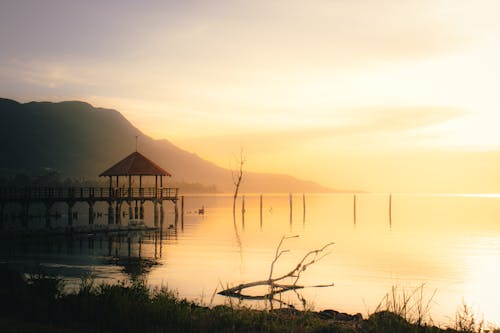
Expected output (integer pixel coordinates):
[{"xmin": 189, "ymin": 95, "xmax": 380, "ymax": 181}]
[{"xmin": 0, "ymin": 98, "xmax": 331, "ymax": 192}]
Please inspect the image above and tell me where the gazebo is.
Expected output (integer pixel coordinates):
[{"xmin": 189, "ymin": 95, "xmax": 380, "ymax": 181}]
[
  {"xmin": 99, "ymin": 151, "xmax": 172, "ymax": 192},
  {"xmin": 99, "ymin": 151, "xmax": 174, "ymax": 225}
]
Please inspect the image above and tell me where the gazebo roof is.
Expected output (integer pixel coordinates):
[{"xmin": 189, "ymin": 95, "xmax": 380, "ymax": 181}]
[{"xmin": 99, "ymin": 151, "xmax": 172, "ymax": 177}]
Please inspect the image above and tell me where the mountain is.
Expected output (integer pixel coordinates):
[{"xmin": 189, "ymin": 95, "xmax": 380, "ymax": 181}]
[{"xmin": 0, "ymin": 98, "xmax": 332, "ymax": 193}]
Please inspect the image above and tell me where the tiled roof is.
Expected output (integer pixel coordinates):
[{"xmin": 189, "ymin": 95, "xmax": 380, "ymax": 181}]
[{"xmin": 99, "ymin": 151, "xmax": 172, "ymax": 177}]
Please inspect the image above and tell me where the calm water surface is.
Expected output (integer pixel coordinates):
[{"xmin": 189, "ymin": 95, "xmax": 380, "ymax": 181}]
[{"xmin": 2, "ymin": 193, "xmax": 500, "ymax": 326}]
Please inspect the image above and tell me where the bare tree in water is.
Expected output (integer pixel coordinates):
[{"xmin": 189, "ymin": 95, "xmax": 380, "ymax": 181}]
[{"xmin": 232, "ymin": 149, "xmax": 245, "ymax": 221}]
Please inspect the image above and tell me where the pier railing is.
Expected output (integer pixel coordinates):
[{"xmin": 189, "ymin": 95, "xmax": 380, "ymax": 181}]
[{"xmin": 0, "ymin": 187, "xmax": 178, "ymax": 202}]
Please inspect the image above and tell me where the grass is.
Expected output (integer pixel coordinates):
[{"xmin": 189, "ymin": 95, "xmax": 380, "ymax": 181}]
[{"xmin": 0, "ymin": 265, "xmax": 498, "ymax": 333}]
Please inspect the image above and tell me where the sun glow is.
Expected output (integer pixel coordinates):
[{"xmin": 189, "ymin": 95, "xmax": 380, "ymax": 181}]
[{"xmin": 462, "ymin": 243, "xmax": 500, "ymax": 327}]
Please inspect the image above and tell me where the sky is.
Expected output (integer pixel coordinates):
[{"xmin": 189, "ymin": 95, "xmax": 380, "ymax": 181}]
[{"xmin": 1, "ymin": 0, "xmax": 500, "ymax": 192}]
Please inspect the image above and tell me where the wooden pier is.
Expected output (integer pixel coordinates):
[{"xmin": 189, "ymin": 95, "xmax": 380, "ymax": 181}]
[
  {"xmin": 0, "ymin": 150, "xmax": 178, "ymax": 232},
  {"xmin": 0, "ymin": 186, "xmax": 178, "ymax": 230}
]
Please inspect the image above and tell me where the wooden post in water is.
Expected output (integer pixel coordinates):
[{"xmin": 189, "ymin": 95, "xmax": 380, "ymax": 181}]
[
  {"xmin": 259, "ymin": 194, "xmax": 263, "ymax": 228},
  {"xmin": 389, "ymin": 193, "xmax": 392, "ymax": 227},
  {"xmin": 289, "ymin": 193, "xmax": 293, "ymax": 225},
  {"xmin": 302, "ymin": 194, "xmax": 306, "ymax": 225},
  {"xmin": 353, "ymin": 194, "xmax": 357, "ymax": 225},
  {"xmin": 181, "ymin": 196, "xmax": 184, "ymax": 225},
  {"xmin": 174, "ymin": 200, "xmax": 178, "ymax": 223}
]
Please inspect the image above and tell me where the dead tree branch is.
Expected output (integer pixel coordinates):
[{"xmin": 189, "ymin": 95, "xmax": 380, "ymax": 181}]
[
  {"xmin": 218, "ymin": 235, "xmax": 335, "ymax": 308},
  {"xmin": 232, "ymin": 149, "xmax": 245, "ymax": 221}
]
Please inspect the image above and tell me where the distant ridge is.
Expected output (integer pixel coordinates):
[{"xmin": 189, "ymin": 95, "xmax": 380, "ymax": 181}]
[{"xmin": 0, "ymin": 98, "xmax": 334, "ymax": 193}]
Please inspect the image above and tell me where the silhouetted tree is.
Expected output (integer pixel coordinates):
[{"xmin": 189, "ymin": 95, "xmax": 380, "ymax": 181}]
[{"xmin": 232, "ymin": 150, "xmax": 245, "ymax": 221}]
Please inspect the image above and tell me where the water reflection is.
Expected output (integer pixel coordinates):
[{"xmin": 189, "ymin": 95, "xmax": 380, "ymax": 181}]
[
  {"xmin": 0, "ymin": 228, "xmax": 180, "ymax": 283},
  {"xmin": 1, "ymin": 193, "xmax": 500, "ymax": 326}
]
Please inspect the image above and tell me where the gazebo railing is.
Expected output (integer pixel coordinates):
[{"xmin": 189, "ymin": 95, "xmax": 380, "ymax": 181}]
[{"xmin": 0, "ymin": 187, "xmax": 178, "ymax": 202}]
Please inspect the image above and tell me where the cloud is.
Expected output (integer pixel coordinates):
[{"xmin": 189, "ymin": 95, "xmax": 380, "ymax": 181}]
[{"xmin": 178, "ymin": 106, "xmax": 466, "ymax": 155}]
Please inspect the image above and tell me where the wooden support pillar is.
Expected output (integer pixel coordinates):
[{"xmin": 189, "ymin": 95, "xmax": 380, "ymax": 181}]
[
  {"xmin": 115, "ymin": 202, "xmax": 121, "ymax": 225},
  {"xmin": 108, "ymin": 202, "xmax": 114, "ymax": 225},
  {"xmin": 160, "ymin": 201, "xmax": 165, "ymax": 226},
  {"xmin": 108, "ymin": 236, "xmax": 113, "ymax": 256},
  {"xmin": 154, "ymin": 201, "xmax": 158, "ymax": 227},
  {"xmin": 139, "ymin": 201, "xmax": 144, "ymax": 220},
  {"xmin": 138, "ymin": 237, "xmax": 142, "ymax": 258},
  {"xmin": 139, "ymin": 176, "xmax": 142, "ymax": 192},
  {"xmin": 134, "ymin": 201, "xmax": 138, "ymax": 219},
  {"xmin": 128, "ymin": 175, "xmax": 132, "ymax": 198},
  {"xmin": 173, "ymin": 200, "xmax": 178, "ymax": 222},
  {"xmin": 88, "ymin": 201, "xmax": 95, "ymax": 225},
  {"xmin": 128, "ymin": 201, "xmax": 133, "ymax": 222}
]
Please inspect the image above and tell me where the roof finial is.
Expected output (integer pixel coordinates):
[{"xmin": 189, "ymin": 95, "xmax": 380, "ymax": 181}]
[{"xmin": 135, "ymin": 135, "xmax": 139, "ymax": 152}]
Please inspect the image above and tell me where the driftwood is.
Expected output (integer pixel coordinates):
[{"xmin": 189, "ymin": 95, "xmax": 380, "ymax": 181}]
[{"xmin": 218, "ymin": 236, "xmax": 335, "ymax": 308}]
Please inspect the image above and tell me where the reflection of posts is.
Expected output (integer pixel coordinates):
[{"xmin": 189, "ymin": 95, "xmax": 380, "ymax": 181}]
[
  {"xmin": 22, "ymin": 202, "xmax": 30, "ymax": 227},
  {"xmin": 108, "ymin": 202, "xmax": 114, "ymax": 225},
  {"xmin": 153, "ymin": 201, "xmax": 158, "ymax": 227},
  {"xmin": 241, "ymin": 195, "xmax": 245, "ymax": 227},
  {"xmin": 45, "ymin": 202, "xmax": 53, "ymax": 228},
  {"xmin": 0, "ymin": 203, "xmax": 4, "ymax": 229},
  {"xmin": 67, "ymin": 202, "xmax": 74, "ymax": 227},
  {"xmin": 88, "ymin": 201, "xmax": 95, "ymax": 225}
]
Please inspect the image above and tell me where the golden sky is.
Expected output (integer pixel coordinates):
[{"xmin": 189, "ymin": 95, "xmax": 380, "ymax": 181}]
[{"xmin": 1, "ymin": 0, "xmax": 500, "ymax": 192}]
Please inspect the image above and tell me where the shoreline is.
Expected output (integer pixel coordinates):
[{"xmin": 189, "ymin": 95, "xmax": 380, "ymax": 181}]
[{"xmin": 1, "ymin": 266, "xmax": 493, "ymax": 333}]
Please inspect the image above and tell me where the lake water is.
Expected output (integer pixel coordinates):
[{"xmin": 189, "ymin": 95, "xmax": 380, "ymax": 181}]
[{"xmin": 1, "ymin": 193, "xmax": 500, "ymax": 327}]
